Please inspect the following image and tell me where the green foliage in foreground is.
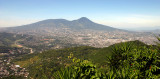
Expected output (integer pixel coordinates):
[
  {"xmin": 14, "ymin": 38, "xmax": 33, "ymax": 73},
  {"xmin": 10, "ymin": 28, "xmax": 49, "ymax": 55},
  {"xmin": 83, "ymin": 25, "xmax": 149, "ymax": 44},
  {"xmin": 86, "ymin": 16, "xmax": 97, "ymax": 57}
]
[
  {"xmin": 12, "ymin": 38, "xmax": 160, "ymax": 79},
  {"xmin": 54, "ymin": 41, "xmax": 160, "ymax": 79},
  {"xmin": 106, "ymin": 43, "xmax": 160, "ymax": 79},
  {"xmin": 54, "ymin": 54, "xmax": 104, "ymax": 79}
]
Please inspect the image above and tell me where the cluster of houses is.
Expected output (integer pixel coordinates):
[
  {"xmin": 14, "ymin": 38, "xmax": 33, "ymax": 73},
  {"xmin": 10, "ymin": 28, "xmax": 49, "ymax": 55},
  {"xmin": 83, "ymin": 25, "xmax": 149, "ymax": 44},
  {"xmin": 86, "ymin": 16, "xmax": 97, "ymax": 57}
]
[
  {"xmin": 0, "ymin": 47, "xmax": 30, "ymax": 78},
  {"xmin": 0, "ymin": 57, "xmax": 29, "ymax": 78}
]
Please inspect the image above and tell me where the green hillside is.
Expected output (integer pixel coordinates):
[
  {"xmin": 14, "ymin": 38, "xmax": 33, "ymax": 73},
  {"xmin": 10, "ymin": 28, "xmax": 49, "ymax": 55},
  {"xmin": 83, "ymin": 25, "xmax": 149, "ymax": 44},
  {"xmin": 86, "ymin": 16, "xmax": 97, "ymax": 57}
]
[
  {"xmin": 12, "ymin": 40, "xmax": 160, "ymax": 79},
  {"xmin": 0, "ymin": 32, "xmax": 26, "ymax": 47}
]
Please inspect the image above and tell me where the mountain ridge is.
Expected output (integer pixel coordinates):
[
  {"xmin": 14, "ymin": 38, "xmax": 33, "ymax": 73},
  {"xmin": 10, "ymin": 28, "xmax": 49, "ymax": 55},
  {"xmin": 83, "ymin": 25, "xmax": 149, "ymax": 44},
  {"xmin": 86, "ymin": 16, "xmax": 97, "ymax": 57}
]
[{"xmin": 4, "ymin": 17, "xmax": 122, "ymax": 32}]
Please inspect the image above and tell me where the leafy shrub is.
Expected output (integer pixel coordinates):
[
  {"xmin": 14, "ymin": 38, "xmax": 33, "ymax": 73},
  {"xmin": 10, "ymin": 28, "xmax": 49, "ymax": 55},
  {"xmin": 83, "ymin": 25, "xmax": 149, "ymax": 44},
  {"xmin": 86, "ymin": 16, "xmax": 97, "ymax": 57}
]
[
  {"xmin": 53, "ymin": 67, "xmax": 74, "ymax": 79},
  {"xmin": 54, "ymin": 39, "xmax": 160, "ymax": 79},
  {"xmin": 53, "ymin": 54, "xmax": 104, "ymax": 79},
  {"xmin": 107, "ymin": 42, "xmax": 160, "ymax": 79}
]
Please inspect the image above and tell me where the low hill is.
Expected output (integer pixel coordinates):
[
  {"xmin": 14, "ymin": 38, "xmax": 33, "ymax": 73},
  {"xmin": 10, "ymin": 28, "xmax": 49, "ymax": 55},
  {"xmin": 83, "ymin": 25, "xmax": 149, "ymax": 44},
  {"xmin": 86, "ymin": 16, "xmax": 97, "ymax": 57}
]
[{"xmin": 12, "ymin": 40, "xmax": 151, "ymax": 79}]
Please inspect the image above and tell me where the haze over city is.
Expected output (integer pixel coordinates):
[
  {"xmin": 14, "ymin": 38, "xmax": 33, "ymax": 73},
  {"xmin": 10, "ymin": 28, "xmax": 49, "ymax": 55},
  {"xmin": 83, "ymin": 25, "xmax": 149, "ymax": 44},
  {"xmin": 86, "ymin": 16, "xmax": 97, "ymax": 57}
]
[{"xmin": 0, "ymin": 0, "xmax": 160, "ymax": 30}]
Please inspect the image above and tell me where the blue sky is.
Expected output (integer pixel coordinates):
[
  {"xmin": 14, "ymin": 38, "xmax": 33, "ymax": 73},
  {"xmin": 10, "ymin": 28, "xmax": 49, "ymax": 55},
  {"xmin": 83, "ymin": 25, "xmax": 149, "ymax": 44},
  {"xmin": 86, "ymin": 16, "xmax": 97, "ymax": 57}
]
[{"xmin": 0, "ymin": 0, "xmax": 160, "ymax": 29}]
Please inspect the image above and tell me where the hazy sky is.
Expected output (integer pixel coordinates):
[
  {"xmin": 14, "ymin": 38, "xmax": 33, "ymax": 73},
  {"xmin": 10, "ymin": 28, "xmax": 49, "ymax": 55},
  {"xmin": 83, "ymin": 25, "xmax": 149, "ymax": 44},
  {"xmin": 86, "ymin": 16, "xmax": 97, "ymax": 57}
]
[{"xmin": 0, "ymin": 0, "xmax": 160, "ymax": 29}]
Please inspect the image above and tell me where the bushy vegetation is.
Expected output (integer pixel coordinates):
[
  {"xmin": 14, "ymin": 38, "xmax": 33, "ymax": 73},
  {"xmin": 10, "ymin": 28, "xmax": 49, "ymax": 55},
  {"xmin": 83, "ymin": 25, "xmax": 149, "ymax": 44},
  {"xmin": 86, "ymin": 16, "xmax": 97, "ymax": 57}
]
[
  {"xmin": 13, "ymin": 46, "xmax": 99, "ymax": 79},
  {"xmin": 12, "ymin": 37, "xmax": 160, "ymax": 79},
  {"xmin": 54, "ymin": 43, "xmax": 160, "ymax": 79},
  {"xmin": 54, "ymin": 54, "xmax": 104, "ymax": 79},
  {"xmin": 53, "ymin": 37, "xmax": 160, "ymax": 79},
  {"xmin": 106, "ymin": 43, "xmax": 160, "ymax": 79}
]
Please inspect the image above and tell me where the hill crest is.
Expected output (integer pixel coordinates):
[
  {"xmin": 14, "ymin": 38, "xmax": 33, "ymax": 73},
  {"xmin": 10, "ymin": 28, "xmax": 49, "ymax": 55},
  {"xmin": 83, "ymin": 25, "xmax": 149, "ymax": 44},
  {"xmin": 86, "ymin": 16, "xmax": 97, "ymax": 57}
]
[{"xmin": 5, "ymin": 17, "xmax": 120, "ymax": 32}]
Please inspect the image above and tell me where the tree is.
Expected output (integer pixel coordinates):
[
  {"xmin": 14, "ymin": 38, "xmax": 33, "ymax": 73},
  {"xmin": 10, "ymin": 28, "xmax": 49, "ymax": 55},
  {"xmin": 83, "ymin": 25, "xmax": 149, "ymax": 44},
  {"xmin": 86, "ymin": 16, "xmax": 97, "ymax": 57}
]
[{"xmin": 107, "ymin": 42, "xmax": 160, "ymax": 79}]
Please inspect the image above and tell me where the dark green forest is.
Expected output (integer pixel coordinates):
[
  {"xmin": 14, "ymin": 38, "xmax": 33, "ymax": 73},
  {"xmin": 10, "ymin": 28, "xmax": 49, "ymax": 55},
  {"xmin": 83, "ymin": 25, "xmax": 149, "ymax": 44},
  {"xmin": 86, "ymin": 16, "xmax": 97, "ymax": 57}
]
[{"xmin": 10, "ymin": 36, "xmax": 160, "ymax": 79}]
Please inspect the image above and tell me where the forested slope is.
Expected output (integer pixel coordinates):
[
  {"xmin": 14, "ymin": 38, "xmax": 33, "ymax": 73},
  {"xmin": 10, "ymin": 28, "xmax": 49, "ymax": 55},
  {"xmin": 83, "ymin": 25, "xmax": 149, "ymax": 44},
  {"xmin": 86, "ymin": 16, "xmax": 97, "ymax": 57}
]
[{"xmin": 12, "ymin": 40, "xmax": 160, "ymax": 79}]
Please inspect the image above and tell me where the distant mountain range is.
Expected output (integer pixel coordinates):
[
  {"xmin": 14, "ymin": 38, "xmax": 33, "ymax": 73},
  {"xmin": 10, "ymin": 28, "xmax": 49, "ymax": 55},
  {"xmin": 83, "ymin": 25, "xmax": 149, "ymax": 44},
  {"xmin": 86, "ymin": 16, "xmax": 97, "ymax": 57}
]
[
  {"xmin": 1, "ymin": 17, "xmax": 157, "ymax": 48},
  {"xmin": 4, "ymin": 17, "xmax": 122, "ymax": 33}
]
